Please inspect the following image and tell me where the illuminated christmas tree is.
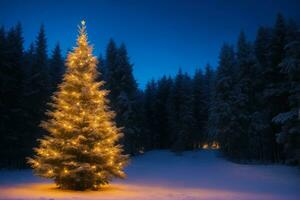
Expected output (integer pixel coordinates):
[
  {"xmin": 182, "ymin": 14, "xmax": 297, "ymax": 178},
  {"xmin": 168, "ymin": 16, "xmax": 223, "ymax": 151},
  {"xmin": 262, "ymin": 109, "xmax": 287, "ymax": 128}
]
[{"xmin": 28, "ymin": 21, "xmax": 128, "ymax": 191}]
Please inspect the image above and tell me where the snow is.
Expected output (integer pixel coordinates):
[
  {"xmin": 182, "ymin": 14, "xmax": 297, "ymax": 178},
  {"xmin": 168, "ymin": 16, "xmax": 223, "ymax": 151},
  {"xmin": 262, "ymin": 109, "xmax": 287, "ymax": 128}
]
[
  {"xmin": 0, "ymin": 150, "xmax": 300, "ymax": 200},
  {"xmin": 272, "ymin": 110, "xmax": 297, "ymax": 124}
]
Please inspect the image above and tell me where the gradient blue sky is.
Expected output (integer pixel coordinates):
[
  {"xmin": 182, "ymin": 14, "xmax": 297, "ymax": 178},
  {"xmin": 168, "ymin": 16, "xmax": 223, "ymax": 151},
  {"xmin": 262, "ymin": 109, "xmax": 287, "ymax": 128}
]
[{"xmin": 0, "ymin": 0, "xmax": 300, "ymax": 87}]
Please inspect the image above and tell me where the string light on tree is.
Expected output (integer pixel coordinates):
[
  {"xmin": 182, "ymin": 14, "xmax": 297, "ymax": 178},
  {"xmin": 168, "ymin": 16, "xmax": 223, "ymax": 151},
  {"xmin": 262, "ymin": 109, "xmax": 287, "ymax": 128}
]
[{"xmin": 28, "ymin": 21, "xmax": 129, "ymax": 191}]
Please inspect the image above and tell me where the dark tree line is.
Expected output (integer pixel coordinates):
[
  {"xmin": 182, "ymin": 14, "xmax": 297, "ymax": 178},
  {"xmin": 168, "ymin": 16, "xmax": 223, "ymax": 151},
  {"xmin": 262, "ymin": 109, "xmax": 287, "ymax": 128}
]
[
  {"xmin": 0, "ymin": 24, "xmax": 65, "ymax": 168},
  {"xmin": 142, "ymin": 67, "xmax": 214, "ymax": 153},
  {"xmin": 214, "ymin": 14, "xmax": 300, "ymax": 164},
  {"xmin": 0, "ymin": 14, "xmax": 299, "ymax": 168},
  {"xmin": 131, "ymin": 14, "xmax": 300, "ymax": 164}
]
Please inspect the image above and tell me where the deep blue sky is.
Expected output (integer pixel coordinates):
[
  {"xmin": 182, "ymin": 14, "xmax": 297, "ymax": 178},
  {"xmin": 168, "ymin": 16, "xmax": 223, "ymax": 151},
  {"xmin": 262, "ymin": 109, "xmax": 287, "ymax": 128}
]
[{"xmin": 0, "ymin": 0, "xmax": 300, "ymax": 88}]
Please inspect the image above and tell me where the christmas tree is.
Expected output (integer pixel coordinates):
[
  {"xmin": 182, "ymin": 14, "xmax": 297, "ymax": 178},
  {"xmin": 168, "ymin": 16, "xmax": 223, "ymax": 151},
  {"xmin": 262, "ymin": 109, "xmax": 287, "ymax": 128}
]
[{"xmin": 28, "ymin": 21, "xmax": 128, "ymax": 191}]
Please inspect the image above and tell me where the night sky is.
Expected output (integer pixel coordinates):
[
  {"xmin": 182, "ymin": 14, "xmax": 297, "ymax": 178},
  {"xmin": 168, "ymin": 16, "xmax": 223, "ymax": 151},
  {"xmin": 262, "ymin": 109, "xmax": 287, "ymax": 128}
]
[{"xmin": 1, "ymin": 0, "xmax": 300, "ymax": 88}]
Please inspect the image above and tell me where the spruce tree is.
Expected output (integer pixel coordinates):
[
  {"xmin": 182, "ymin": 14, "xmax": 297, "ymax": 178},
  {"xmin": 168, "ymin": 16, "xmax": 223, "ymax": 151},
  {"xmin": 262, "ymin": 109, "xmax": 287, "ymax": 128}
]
[
  {"xmin": 0, "ymin": 23, "xmax": 25, "ymax": 167},
  {"xmin": 28, "ymin": 21, "xmax": 128, "ymax": 191},
  {"xmin": 133, "ymin": 89, "xmax": 148, "ymax": 151},
  {"xmin": 29, "ymin": 25, "xmax": 50, "ymax": 133},
  {"xmin": 4, "ymin": 23, "xmax": 24, "ymax": 115},
  {"xmin": 233, "ymin": 32, "xmax": 260, "ymax": 159},
  {"xmin": 116, "ymin": 43, "xmax": 138, "ymax": 98},
  {"xmin": 215, "ymin": 44, "xmax": 237, "ymax": 157},
  {"xmin": 270, "ymin": 14, "xmax": 286, "ymax": 67},
  {"xmin": 170, "ymin": 70, "xmax": 195, "ymax": 152},
  {"xmin": 105, "ymin": 39, "xmax": 118, "ymax": 103},
  {"xmin": 0, "ymin": 26, "xmax": 6, "ymax": 131},
  {"xmin": 204, "ymin": 64, "xmax": 217, "ymax": 144},
  {"xmin": 49, "ymin": 43, "xmax": 64, "ymax": 91},
  {"xmin": 105, "ymin": 40, "xmax": 140, "ymax": 154},
  {"xmin": 22, "ymin": 25, "xmax": 51, "ymax": 167},
  {"xmin": 0, "ymin": 26, "xmax": 7, "ymax": 167},
  {"xmin": 156, "ymin": 76, "xmax": 173, "ymax": 148},
  {"xmin": 255, "ymin": 26, "xmax": 271, "ymax": 67},
  {"xmin": 0, "ymin": 26, "xmax": 5, "ymax": 65},
  {"xmin": 204, "ymin": 64, "xmax": 215, "ymax": 108},
  {"xmin": 23, "ymin": 43, "xmax": 35, "ymax": 75},
  {"xmin": 192, "ymin": 68, "xmax": 206, "ymax": 148},
  {"xmin": 254, "ymin": 26, "xmax": 273, "ymax": 161},
  {"xmin": 115, "ymin": 43, "xmax": 141, "ymax": 154},
  {"xmin": 263, "ymin": 14, "xmax": 289, "ymax": 162},
  {"xmin": 97, "ymin": 54, "xmax": 106, "ymax": 82},
  {"xmin": 144, "ymin": 79, "xmax": 158, "ymax": 148},
  {"xmin": 22, "ymin": 42, "xmax": 37, "ymax": 164},
  {"xmin": 273, "ymin": 19, "xmax": 300, "ymax": 165}
]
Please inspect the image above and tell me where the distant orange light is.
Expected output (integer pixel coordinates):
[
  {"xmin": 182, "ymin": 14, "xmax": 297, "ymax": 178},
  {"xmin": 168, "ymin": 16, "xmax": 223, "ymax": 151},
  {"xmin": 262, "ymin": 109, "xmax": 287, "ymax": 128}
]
[
  {"xmin": 202, "ymin": 142, "xmax": 220, "ymax": 150},
  {"xmin": 211, "ymin": 142, "xmax": 220, "ymax": 149}
]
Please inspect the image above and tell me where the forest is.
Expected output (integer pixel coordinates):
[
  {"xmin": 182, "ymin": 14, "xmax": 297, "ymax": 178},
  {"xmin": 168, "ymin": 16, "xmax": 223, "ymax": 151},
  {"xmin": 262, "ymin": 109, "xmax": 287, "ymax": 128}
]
[{"xmin": 0, "ymin": 13, "xmax": 299, "ymax": 169}]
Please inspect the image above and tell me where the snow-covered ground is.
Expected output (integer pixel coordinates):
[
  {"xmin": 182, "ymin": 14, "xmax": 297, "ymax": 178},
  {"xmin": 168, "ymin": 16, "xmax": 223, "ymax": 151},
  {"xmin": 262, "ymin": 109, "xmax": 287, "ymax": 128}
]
[{"xmin": 0, "ymin": 150, "xmax": 300, "ymax": 200}]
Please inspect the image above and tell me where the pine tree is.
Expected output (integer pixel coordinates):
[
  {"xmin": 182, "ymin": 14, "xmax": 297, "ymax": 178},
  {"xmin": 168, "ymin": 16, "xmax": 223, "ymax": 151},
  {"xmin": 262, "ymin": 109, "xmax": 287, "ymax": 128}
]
[
  {"xmin": 0, "ymin": 26, "xmax": 5, "ymax": 65},
  {"xmin": 170, "ymin": 70, "xmax": 195, "ymax": 152},
  {"xmin": 22, "ymin": 42, "xmax": 37, "ymax": 167},
  {"xmin": 192, "ymin": 68, "xmax": 206, "ymax": 148},
  {"xmin": 133, "ymin": 89, "xmax": 148, "ymax": 152},
  {"xmin": 144, "ymin": 79, "xmax": 158, "ymax": 148},
  {"xmin": 270, "ymin": 14, "xmax": 286, "ymax": 67},
  {"xmin": 0, "ymin": 23, "xmax": 26, "ymax": 167},
  {"xmin": 0, "ymin": 26, "xmax": 6, "ymax": 112},
  {"xmin": 105, "ymin": 40, "xmax": 140, "ymax": 154},
  {"xmin": 254, "ymin": 26, "xmax": 274, "ymax": 162},
  {"xmin": 0, "ymin": 26, "xmax": 7, "ymax": 167},
  {"xmin": 262, "ymin": 14, "xmax": 289, "ymax": 162},
  {"xmin": 105, "ymin": 39, "xmax": 118, "ymax": 103},
  {"xmin": 4, "ymin": 23, "xmax": 24, "ymax": 114},
  {"xmin": 114, "ymin": 43, "xmax": 141, "ymax": 154},
  {"xmin": 233, "ymin": 32, "xmax": 260, "ymax": 160},
  {"xmin": 29, "ymin": 25, "xmax": 50, "ymax": 132},
  {"xmin": 97, "ymin": 54, "xmax": 106, "ymax": 82},
  {"xmin": 28, "ymin": 21, "xmax": 128, "ymax": 191},
  {"xmin": 155, "ymin": 76, "xmax": 173, "ymax": 148},
  {"xmin": 204, "ymin": 64, "xmax": 217, "ymax": 144},
  {"xmin": 215, "ymin": 44, "xmax": 237, "ymax": 157},
  {"xmin": 49, "ymin": 43, "xmax": 64, "ymax": 91},
  {"xmin": 22, "ymin": 25, "xmax": 52, "ymax": 168},
  {"xmin": 204, "ymin": 64, "xmax": 215, "ymax": 107},
  {"xmin": 273, "ymin": 19, "xmax": 300, "ymax": 165},
  {"xmin": 23, "ymin": 43, "xmax": 35, "ymax": 75},
  {"xmin": 255, "ymin": 26, "xmax": 271, "ymax": 67},
  {"xmin": 116, "ymin": 43, "xmax": 138, "ymax": 98}
]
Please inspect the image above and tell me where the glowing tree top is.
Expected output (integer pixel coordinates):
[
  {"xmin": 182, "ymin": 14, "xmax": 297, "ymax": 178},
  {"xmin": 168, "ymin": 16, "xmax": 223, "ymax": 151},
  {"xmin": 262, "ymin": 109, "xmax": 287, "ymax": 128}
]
[{"xmin": 28, "ymin": 21, "xmax": 128, "ymax": 191}]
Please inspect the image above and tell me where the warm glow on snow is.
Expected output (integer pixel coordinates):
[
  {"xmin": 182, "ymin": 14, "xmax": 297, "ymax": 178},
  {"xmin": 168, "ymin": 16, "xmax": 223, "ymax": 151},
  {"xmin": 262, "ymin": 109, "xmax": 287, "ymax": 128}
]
[
  {"xmin": 0, "ymin": 182, "xmax": 279, "ymax": 200},
  {"xmin": 0, "ymin": 151, "xmax": 299, "ymax": 200}
]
